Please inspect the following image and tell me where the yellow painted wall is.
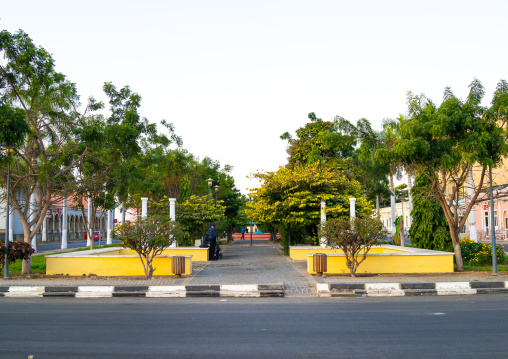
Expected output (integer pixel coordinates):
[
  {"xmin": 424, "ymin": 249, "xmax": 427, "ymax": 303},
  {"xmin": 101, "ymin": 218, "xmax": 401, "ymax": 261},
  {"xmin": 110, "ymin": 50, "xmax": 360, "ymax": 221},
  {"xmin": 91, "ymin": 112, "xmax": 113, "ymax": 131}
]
[
  {"xmin": 291, "ymin": 246, "xmax": 427, "ymax": 260},
  {"xmin": 160, "ymin": 248, "xmax": 209, "ymax": 261},
  {"xmin": 306, "ymin": 253, "xmax": 454, "ymax": 274},
  {"xmin": 46, "ymin": 255, "xmax": 192, "ymax": 276},
  {"xmin": 90, "ymin": 247, "xmax": 209, "ymax": 261}
]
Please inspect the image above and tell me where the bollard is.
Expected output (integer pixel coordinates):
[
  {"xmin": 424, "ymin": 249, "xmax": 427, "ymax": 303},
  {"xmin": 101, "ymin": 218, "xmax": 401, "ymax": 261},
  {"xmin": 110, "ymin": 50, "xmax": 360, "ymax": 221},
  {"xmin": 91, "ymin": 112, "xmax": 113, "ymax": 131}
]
[
  {"xmin": 172, "ymin": 256, "xmax": 185, "ymax": 277},
  {"xmin": 313, "ymin": 253, "xmax": 327, "ymax": 277}
]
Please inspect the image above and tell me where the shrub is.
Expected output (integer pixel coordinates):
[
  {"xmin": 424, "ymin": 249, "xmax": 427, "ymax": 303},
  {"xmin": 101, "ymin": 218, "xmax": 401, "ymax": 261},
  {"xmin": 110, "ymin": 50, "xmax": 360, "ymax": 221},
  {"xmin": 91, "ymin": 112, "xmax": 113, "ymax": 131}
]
[
  {"xmin": 113, "ymin": 214, "xmax": 183, "ymax": 279},
  {"xmin": 0, "ymin": 241, "xmax": 35, "ymax": 271},
  {"xmin": 460, "ymin": 237, "xmax": 506, "ymax": 266},
  {"xmin": 320, "ymin": 216, "xmax": 383, "ymax": 277}
]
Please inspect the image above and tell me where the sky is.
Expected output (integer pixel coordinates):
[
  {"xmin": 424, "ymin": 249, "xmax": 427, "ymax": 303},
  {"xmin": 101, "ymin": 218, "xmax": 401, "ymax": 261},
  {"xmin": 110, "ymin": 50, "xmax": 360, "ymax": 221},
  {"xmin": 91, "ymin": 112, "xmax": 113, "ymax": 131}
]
[{"xmin": 2, "ymin": 0, "xmax": 508, "ymax": 195}]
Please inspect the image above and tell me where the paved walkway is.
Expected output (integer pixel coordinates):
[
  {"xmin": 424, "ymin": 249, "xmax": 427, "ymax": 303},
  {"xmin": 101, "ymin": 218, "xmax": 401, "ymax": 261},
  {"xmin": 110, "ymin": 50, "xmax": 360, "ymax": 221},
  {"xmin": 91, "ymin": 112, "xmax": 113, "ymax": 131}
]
[{"xmin": 1, "ymin": 239, "xmax": 507, "ymax": 297}]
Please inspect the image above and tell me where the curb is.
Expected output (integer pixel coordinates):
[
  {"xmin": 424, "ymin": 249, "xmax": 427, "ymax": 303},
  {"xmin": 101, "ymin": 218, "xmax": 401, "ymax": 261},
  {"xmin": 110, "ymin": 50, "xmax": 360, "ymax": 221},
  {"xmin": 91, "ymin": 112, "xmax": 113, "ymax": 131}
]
[
  {"xmin": 317, "ymin": 281, "xmax": 508, "ymax": 297},
  {"xmin": 0, "ymin": 284, "xmax": 284, "ymax": 298}
]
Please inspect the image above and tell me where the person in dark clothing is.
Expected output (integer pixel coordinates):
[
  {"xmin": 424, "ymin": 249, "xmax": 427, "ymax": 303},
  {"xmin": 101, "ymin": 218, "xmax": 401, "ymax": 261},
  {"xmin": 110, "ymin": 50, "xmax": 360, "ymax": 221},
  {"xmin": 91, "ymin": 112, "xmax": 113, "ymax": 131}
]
[
  {"xmin": 208, "ymin": 223, "xmax": 218, "ymax": 260},
  {"xmin": 241, "ymin": 226, "xmax": 246, "ymax": 240}
]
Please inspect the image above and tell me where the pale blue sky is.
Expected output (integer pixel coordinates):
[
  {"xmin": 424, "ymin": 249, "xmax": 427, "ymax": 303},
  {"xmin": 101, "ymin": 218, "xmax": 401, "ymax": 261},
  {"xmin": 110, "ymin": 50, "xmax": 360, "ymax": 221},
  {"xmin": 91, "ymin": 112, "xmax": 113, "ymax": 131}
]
[{"xmin": 2, "ymin": 1, "xmax": 508, "ymax": 194}]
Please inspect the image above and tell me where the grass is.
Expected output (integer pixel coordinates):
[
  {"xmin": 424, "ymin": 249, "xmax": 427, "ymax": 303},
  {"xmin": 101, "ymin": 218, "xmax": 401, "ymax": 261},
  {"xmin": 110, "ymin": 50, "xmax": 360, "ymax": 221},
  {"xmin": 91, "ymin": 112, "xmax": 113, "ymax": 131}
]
[
  {"xmin": 6, "ymin": 243, "xmax": 122, "ymax": 275},
  {"xmin": 462, "ymin": 263, "xmax": 508, "ymax": 272}
]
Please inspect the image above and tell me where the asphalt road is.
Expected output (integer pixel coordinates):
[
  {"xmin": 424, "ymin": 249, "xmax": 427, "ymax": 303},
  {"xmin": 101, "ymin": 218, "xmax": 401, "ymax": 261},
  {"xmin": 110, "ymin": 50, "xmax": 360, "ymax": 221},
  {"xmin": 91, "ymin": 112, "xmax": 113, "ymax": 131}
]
[{"xmin": 1, "ymin": 295, "xmax": 507, "ymax": 358}]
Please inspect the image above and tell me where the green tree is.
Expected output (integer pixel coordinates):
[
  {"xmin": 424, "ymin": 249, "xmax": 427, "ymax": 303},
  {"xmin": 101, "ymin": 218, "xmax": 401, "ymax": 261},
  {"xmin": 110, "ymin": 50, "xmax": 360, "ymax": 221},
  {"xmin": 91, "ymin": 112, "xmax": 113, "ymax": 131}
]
[
  {"xmin": 73, "ymin": 82, "xmax": 177, "ymax": 249},
  {"xmin": 149, "ymin": 195, "xmax": 226, "ymax": 246},
  {"xmin": 0, "ymin": 30, "xmax": 100, "ymax": 273},
  {"xmin": 408, "ymin": 172, "xmax": 452, "ymax": 251},
  {"xmin": 392, "ymin": 79, "xmax": 508, "ymax": 270},
  {"xmin": 246, "ymin": 162, "xmax": 373, "ymax": 253}
]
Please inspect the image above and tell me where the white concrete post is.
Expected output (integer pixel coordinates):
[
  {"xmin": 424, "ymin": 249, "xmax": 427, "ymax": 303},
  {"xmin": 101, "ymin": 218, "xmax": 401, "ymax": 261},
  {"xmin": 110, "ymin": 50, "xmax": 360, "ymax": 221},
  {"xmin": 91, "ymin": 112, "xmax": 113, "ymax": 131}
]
[
  {"xmin": 400, "ymin": 200, "xmax": 405, "ymax": 247},
  {"xmin": 407, "ymin": 174, "xmax": 413, "ymax": 227},
  {"xmin": 349, "ymin": 198, "xmax": 356, "ymax": 218},
  {"xmin": 376, "ymin": 195, "xmax": 380, "ymax": 217},
  {"xmin": 106, "ymin": 209, "xmax": 112, "ymax": 244},
  {"xmin": 8, "ymin": 208, "xmax": 13, "ymax": 242},
  {"xmin": 61, "ymin": 196, "xmax": 68, "ymax": 249},
  {"xmin": 30, "ymin": 193, "xmax": 37, "ymax": 252},
  {"xmin": 141, "ymin": 197, "xmax": 148, "ymax": 218},
  {"xmin": 320, "ymin": 200, "xmax": 327, "ymax": 248},
  {"xmin": 390, "ymin": 194, "xmax": 396, "ymax": 235},
  {"xmin": 467, "ymin": 168, "xmax": 478, "ymax": 241},
  {"xmin": 169, "ymin": 198, "xmax": 177, "ymax": 247},
  {"xmin": 86, "ymin": 195, "xmax": 92, "ymax": 246},
  {"xmin": 42, "ymin": 216, "xmax": 47, "ymax": 242}
]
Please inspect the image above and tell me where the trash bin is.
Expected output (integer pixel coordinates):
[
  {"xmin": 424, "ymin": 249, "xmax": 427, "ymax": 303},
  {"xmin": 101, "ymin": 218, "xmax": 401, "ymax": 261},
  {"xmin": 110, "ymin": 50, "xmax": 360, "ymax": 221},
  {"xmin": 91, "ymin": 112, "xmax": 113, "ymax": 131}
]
[
  {"xmin": 313, "ymin": 254, "xmax": 327, "ymax": 276},
  {"xmin": 172, "ymin": 256, "xmax": 185, "ymax": 276}
]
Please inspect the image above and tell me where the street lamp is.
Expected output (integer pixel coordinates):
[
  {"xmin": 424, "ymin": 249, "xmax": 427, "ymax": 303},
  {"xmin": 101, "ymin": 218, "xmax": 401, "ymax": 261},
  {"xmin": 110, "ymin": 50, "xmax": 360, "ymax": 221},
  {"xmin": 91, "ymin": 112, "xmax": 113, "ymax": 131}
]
[
  {"xmin": 206, "ymin": 178, "xmax": 213, "ymax": 195},
  {"xmin": 213, "ymin": 185, "xmax": 220, "ymax": 206},
  {"xmin": 3, "ymin": 146, "xmax": 14, "ymax": 278},
  {"xmin": 206, "ymin": 178, "xmax": 213, "ymax": 229}
]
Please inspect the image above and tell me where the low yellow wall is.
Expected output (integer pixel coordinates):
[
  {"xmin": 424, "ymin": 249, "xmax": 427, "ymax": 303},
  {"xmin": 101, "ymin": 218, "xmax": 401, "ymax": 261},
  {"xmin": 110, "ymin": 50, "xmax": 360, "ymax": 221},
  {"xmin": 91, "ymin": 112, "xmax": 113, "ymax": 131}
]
[
  {"xmin": 46, "ymin": 252, "xmax": 192, "ymax": 276},
  {"xmin": 306, "ymin": 252, "xmax": 454, "ymax": 274},
  {"xmin": 160, "ymin": 248, "xmax": 209, "ymax": 262},
  {"xmin": 89, "ymin": 247, "xmax": 209, "ymax": 261},
  {"xmin": 290, "ymin": 247, "xmax": 343, "ymax": 260}
]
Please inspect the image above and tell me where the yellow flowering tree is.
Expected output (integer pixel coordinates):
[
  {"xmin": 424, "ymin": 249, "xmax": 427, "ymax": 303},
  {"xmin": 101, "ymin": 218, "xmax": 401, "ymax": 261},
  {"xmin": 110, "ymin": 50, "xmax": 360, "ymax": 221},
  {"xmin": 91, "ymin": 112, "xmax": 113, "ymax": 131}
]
[{"xmin": 246, "ymin": 162, "xmax": 373, "ymax": 251}]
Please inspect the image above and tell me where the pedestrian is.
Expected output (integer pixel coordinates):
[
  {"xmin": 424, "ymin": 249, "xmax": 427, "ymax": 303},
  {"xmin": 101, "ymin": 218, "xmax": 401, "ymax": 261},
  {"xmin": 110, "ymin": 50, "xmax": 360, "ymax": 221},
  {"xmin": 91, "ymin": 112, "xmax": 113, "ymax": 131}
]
[
  {"xmin": 208, "ymin": 223, "xmax": 218, "ymax": 260},
  {"xmin": 241, "ymin": 226, "xmax": 246, "ymax": 240}
]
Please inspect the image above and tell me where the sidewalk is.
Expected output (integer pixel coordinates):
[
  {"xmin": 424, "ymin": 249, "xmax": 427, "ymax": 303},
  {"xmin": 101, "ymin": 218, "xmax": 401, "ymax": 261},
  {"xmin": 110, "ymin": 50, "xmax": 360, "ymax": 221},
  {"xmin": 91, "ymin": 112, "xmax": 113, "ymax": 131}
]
[{"xmin": 1, "ymin": 239, "xmax": 507, "ymax": 298}]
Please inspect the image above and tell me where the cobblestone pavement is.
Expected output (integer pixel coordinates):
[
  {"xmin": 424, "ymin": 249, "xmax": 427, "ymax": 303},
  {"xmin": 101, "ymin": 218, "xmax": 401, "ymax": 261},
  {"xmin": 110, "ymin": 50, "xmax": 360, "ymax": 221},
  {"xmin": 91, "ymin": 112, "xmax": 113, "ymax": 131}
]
[{"xmin": 182, "ymin": 240, "xmax": 317, "ymax": 297}]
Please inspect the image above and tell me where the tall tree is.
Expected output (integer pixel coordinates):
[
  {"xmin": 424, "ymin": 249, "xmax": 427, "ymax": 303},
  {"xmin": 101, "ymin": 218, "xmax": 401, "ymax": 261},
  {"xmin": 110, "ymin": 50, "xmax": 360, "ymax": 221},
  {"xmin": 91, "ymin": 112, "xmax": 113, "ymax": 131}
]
[
  {"xmin": 246, "ymin": 162, "xmax": 373, "ymax": 252},
  {"xmin": 0, "ymin": 30, "xmax": 99, "ymax": 273},
  {"xmin": 392, "ymin": 79, "xmax": 508, "ymax": 270}
]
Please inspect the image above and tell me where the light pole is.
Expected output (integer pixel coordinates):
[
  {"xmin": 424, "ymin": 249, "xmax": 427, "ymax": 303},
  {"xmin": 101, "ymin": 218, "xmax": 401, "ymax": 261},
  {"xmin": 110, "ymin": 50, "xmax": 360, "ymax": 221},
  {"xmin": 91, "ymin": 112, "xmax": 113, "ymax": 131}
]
[
  {"xmin": 213, "ymin": 185, "xmax": 220, "ymax": 206},
  {"xmin": 206, "ymin": 178, "xmax": 213, "ymax": 229},
  {"xmin": 3, "ymin": 146, "xmax": 14, "ymax": 278},
  {"xmin": 206, "ymin": 178, "xmax": 213, "ymax": 195},
  {"xmin": 249, "ymin": 196, "xmax": 253, "ymax": 246}
]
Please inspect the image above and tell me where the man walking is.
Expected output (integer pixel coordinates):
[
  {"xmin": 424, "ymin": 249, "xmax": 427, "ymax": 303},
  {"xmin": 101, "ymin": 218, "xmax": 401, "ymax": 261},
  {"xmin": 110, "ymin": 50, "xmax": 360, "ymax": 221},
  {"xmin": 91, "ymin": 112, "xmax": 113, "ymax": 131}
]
[
  {"xmin": 208, "ymin": 223, "xmax": 218, "ymax": 260},
  {"xmin": 241, "ymin": 226, "xmax": 246, "ymax": 240}
]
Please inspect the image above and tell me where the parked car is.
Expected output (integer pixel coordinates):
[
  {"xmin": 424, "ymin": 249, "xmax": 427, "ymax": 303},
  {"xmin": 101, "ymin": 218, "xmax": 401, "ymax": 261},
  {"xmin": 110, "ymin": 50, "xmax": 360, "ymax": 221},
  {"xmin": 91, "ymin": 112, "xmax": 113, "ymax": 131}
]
[{"xmin": 93, "ymin": 231, "xmax": 102, "ymax": 241}]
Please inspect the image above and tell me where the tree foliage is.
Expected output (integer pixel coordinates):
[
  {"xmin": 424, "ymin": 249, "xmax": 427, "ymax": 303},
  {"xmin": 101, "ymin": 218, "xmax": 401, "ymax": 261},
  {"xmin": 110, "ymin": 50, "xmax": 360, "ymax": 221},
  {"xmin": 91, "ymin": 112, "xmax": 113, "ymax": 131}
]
[
  {"xmin": 149, "ymin": 195, "xmax": 226, "ymax": 246},
  {"xmin": 408, "ymin": 172, "xmax": 452, "ymax": 251},
  {"xmin": 391, "ymin": 79, "xmax": 508, "ymax": 270},
  {"xmin": 0, "ymin": 29, "xmax": 100, "ymax": 272},
  {"xmin": 247, "ymin": 162, "xmax": 373, "ymax": 252}
]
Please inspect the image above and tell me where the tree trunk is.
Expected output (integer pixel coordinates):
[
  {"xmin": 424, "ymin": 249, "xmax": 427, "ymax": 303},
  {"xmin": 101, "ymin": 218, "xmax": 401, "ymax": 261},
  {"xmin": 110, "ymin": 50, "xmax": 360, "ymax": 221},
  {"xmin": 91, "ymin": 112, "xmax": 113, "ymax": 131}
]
[
  {"xmin": 390, "ymin": 174, "xmax": 396, "ymax": 235},
  {"xmin": 22, "ymin": 226, "xmax": 32, "ymax": 274},
  {"xmin": 452, "ymin": 228, "xmax": 464, "ymax": 271}
]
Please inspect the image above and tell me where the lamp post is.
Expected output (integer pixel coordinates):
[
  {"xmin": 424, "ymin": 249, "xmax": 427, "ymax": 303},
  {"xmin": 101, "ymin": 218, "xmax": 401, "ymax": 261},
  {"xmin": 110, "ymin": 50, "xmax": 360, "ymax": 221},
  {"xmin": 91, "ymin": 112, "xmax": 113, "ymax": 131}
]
[
  {"xmin": 3, "ymin": 146, "xmax": 14, "ymax": 278},
  {"xmin": 206, "ymin": 178, "xmax": 213, "ymax": 229},
  {"xmin": 249, "ymin": 196, "xmax": 253, "ymax": 246},
  {"xmin": 213, "ymin": 185, "xmax": 220, "ymax": 206},
  {"xmin": 206, "ymin": 178, "xmax": 213, "ymax": 195}
]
